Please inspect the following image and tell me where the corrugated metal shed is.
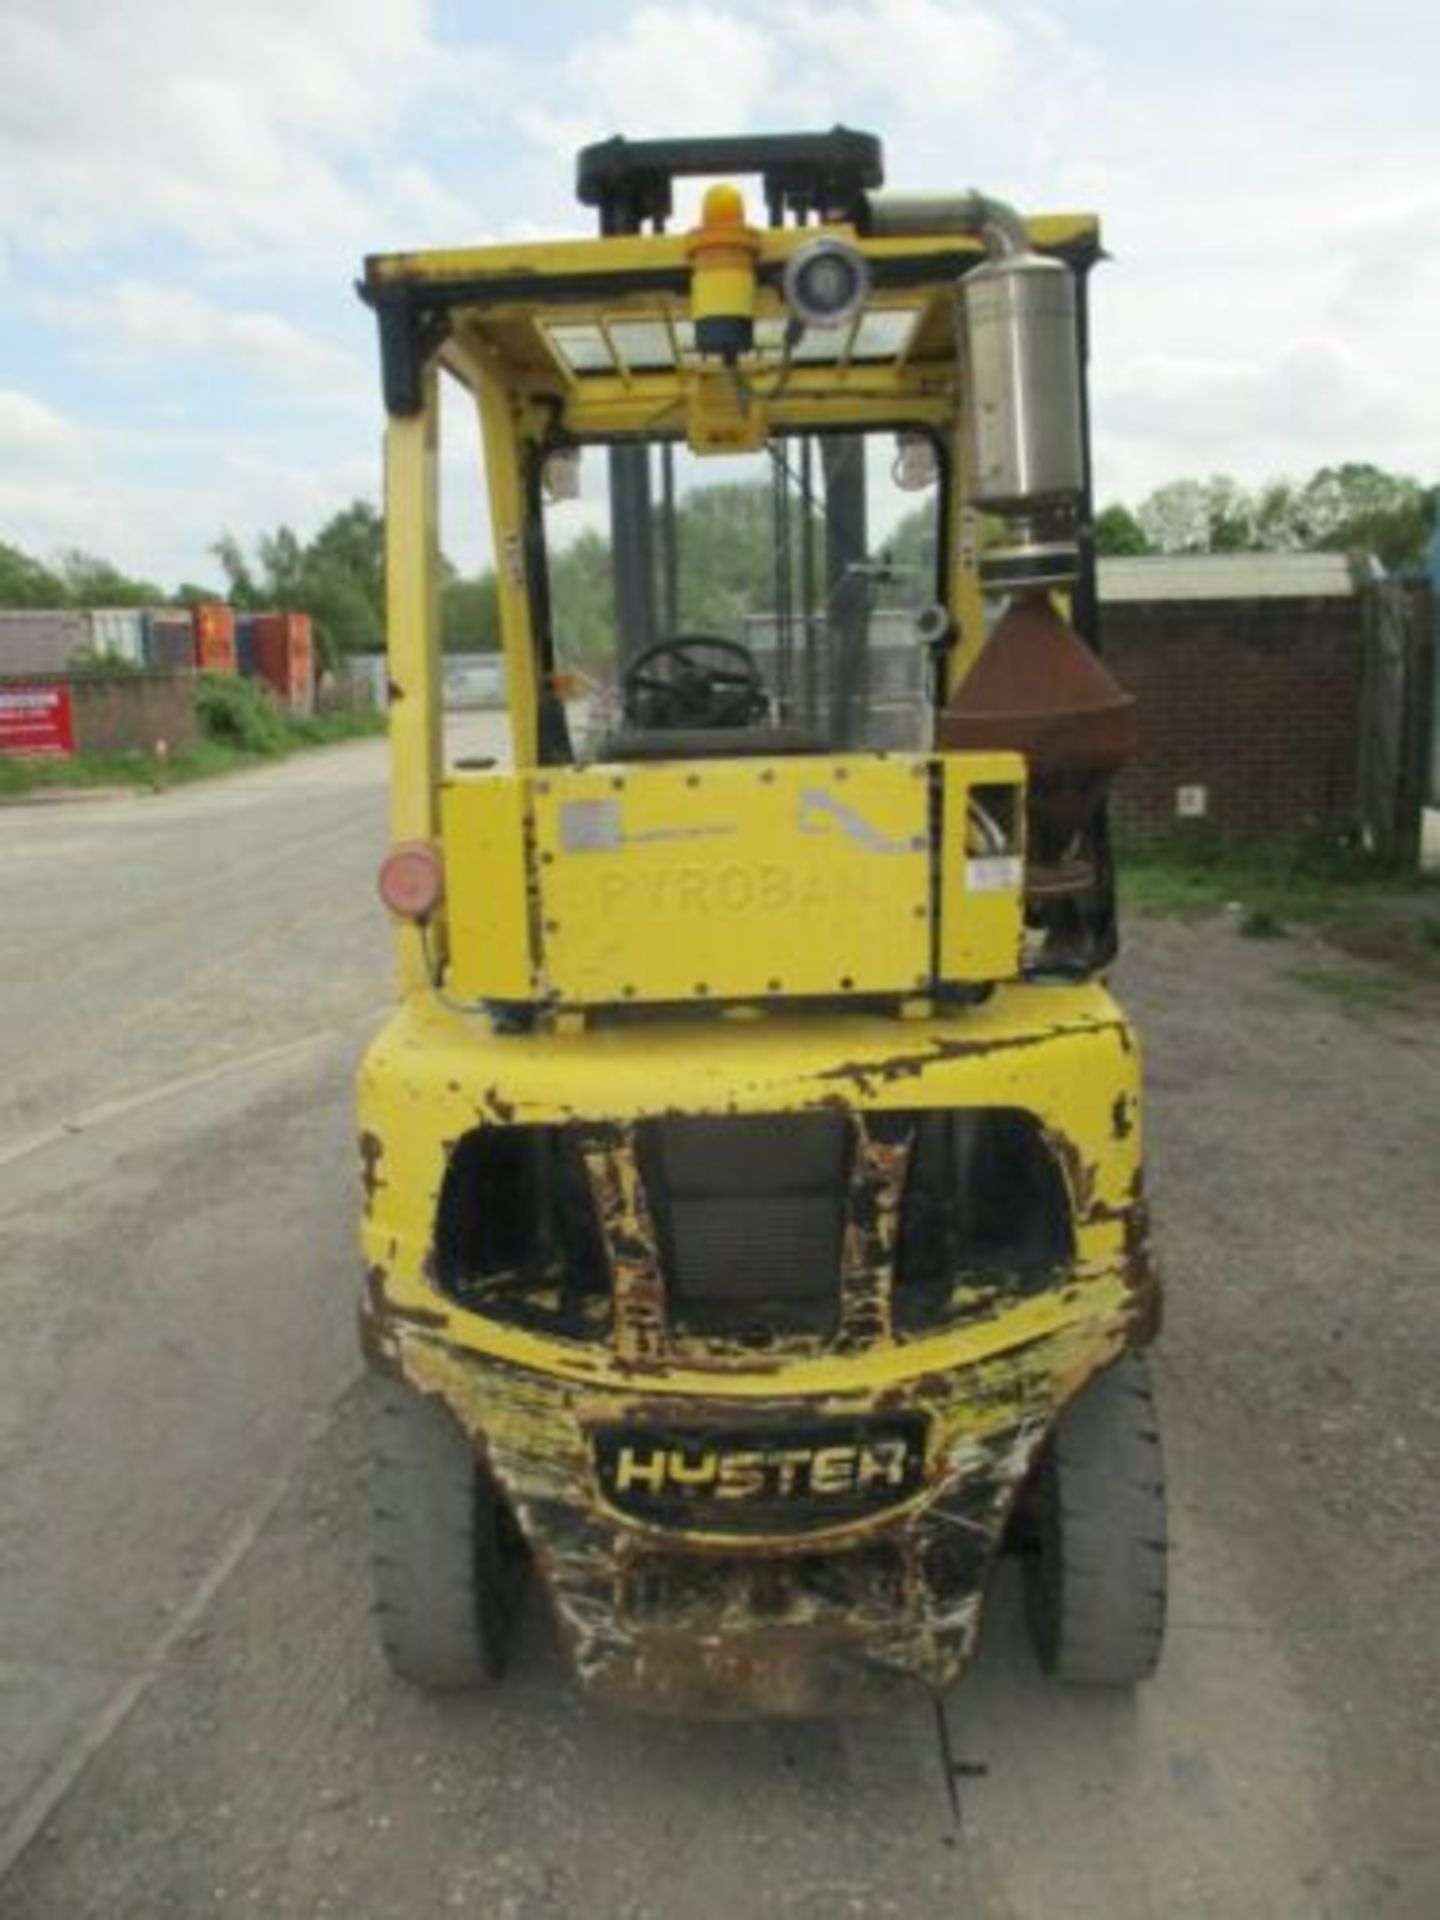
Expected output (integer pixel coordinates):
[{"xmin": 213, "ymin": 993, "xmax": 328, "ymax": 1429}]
[
  {"xmin": 86, "ymin": 608, "xmax": 146, "ymax": 665},
  {"xmin": 0, "ymin": 610, "xmax": 90, "ymax": 675},
  {"xmin": 143, "ymin": 610, "xmax": 195, "ymax": 671},
  {"xmin": 340, "ymin": 654, "xmax": 388, "ymax": 709},
  {"xmin": 1099, "ymin": 553, "xmax": 1357, "ymax": 603}
]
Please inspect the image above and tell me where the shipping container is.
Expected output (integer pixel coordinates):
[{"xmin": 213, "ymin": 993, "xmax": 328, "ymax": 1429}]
[
  {"xmin": 254, "ymin": 611, "xmax": 314, "ymax": 711},
  {"xmin": 85, "ymin": 608, "xmax": 146, "ymax": 666},
  {"xmin": 193, "ymin": 601, "xmax": 237, "ymax": 674},
  {"xmin": 442, "ymin": 653, "xmax": 507, "ymax": 709},
  {"xmin": 143, "ymin": 609, "xmax": 196, "ymax": 672},
  {"xmin": 341, "ymin": 653, "xmax": 389, "ymax": 710},
  {"xmin": 0, "ymin": 610, "xmax": 89, "ymax": 676},
  {"xmin": 235, "ymin": 612, "xmax": 259, "ymax": 679}
]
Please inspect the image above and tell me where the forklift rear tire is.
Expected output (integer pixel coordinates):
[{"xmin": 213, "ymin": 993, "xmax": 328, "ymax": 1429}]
[
  {"xmin": 1022, "ymin": 1353, "xmax": 1168, "ymax": 1686},
  {"xmin": 368, "ymin": 1374, "xmax": 526, "ymax": 1689}
]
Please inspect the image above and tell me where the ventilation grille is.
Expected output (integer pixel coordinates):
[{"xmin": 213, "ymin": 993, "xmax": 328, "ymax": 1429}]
[{"xmin": 641, "ymin": 1113, "xmax": 850, "ymax": 1338}]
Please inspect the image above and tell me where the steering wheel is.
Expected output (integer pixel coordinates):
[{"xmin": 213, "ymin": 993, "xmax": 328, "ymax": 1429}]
[{"xmin": 621, "ymin": 634, "xmax": 768, "ymax": 730}]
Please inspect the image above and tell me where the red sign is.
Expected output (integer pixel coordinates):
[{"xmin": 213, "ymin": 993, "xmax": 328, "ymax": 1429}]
[{"xmin": 0, "ymin": 682, "xmax": 76, "ymax": 758}]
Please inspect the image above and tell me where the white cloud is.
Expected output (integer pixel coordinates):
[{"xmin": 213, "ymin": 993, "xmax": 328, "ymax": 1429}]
[
  {"xmin": 516, "ymin": 4, "xmax": 776, "ymax": 160},
  {"xmin": 37, "ymin": 282, "xmax": 366, "ymax": 394},
  {"xmin": 0, "ymin": 381, "xmax": 378, "ymax": 584},
  {"xmin": 775, "ymin": 0, "xmax": 1016, "ymax": 124},
  {"xmin": 512, "ymin": 0, "xmax": 1082, "ymax": 191},
  {"xmin": 0, "ymin": 0, "xmax": 500, "ymax": 262},
  {"xmin": 1093, "ymin": 336, "xmax": 1440, "ymax": 504},
  {"xmin": 0, "ymin": 388, "xmax": 90, "ymax": 474},
  {"xmin": 0, "ymin": 435, "xmax": 384, "ymax": 588},
  {"xmin": 2, "ymin": 0, "xmax": 1439, "ymax": 584}
]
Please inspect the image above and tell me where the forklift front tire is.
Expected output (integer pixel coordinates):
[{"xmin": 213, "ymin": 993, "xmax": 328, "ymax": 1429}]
[
  {"xmin": 368, "ymin": 1374, "xmax": 526, "ymax": 1689},
  {"xmin": 1022, "ymin": 1353, "xmax": 1168, "ymax": 1686}
]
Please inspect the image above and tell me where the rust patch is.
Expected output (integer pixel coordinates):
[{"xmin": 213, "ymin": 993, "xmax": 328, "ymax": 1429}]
[
  {"xmin": 837, "ymin": 1113, "xmax": 913, "ymax": 1351},
  {"xmin": 1120, "ymin": 1193, "xmax": 1163, "ymax": 1344},
  {"xmin": 359, "ymin": 1266, "xmax": 401, "ymax": 1372},
  {"xmin": 364, "ymin": 1261, "xmax": 449, "ymax": 1333},
  {"xmin": 368, "ymin": 1282, "xmax": 1116, "ymax": 1715},
  {"xmin": 1111, "ymin": 1093, "xmax": 1135, "ymax": 1140},
  {"xmin": 581, "ymin": 1124, "xmax": 667, "ymax": 1363},
  {"xmin": 1043, "ymin": 1126, "xmax": 1097, "ymax": 1218},
  {"xmin": 478, "ymin": 1085, "xmax": 516, "ymax": 1124},
  {"xmin": 811, "ymin": 1020, "xmax": 1108, "ymax": 1101},
  {"xmin": 358, "ymin": 1130, "xmax": 386, "ymax": 1208}
]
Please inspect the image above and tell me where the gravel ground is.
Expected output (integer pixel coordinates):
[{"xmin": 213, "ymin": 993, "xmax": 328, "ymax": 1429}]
[{"xmin": 2, "ymin": 748, "xmax": 1437, "ymax": 1916}]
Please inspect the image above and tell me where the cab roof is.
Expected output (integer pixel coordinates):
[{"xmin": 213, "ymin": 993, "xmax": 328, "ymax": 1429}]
[{"xmin": 359, "ymin": 216, "xmax": 1101, "ymax": 433}]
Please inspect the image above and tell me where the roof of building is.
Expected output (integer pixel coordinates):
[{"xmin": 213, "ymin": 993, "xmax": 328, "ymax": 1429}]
[{"xmin": 1098, "ymin": 552, "xmax": 1358, "ymax": 603}]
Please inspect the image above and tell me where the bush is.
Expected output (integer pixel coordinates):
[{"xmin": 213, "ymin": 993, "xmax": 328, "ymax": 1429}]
[
  {"xmin": 68, "ymin": 647, "xmax": 143, "ymax": 677},
  {"xmin": 194, "ymin": 672, "xmax": 289, "ymax": 753}
]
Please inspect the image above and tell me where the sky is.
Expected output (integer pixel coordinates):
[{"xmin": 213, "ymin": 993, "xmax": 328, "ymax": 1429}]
[{"xmin": 1, "ymin": 0, "xmax": 1436, "ymax": 589}]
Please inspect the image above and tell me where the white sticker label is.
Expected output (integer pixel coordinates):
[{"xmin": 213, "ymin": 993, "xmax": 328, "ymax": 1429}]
[{"xmin": 965, "ymin": 855, "xmax": 1023, "ymax": 894}]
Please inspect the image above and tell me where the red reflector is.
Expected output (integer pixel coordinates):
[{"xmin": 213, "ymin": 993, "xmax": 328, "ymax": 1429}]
[{"xmin": 378, "ymin": 841, "xmax": 444, "ymax": 920}]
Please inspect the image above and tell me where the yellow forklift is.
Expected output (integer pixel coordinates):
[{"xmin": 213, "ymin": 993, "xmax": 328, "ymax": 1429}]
[{"xmin": 356, "ymin": 131, "xmax": 1164, "ymax": 1715}]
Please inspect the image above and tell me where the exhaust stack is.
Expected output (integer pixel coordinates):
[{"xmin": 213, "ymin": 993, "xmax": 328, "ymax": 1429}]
[{"xmin": 866, "ymin": 190, "xmax": 1086, "ymax": 590}]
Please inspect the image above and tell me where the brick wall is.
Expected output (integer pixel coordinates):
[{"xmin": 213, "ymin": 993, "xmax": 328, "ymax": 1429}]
[
  {"xmin": 0, "ymin": 673, "xmax": 199, "ymax": 758},
  {"xmin": 71, "ymin": 674, "xmax": 198, "ymax": 754},
  {"xmin": 1099, "ymin": 597, "xmax": 1363, "ymax": 839}
]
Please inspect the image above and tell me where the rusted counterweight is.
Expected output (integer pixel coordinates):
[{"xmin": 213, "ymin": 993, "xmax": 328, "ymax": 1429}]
[
  {"xmin": 939, "ymin": 592, "xmax": 1137, "ymax": 886},
  {"xmin": 356, "ymin": 986, "xmax": 1155, "ymax": 1715}
]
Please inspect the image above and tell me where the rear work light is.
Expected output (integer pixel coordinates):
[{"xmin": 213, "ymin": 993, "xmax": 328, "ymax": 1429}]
[{"xmin": 378, "ymin": 841, "xmax": 445, "ymax": 921}]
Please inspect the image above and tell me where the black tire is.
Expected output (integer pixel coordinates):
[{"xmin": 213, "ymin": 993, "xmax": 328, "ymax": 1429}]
[
  {"xmin": 368, "ymin": 1373, "xmax": 526, "ymax": 1689},
  {"xmin": 1021, "ymin": 1353, "xmax": 1168, "ymax": 1686}
]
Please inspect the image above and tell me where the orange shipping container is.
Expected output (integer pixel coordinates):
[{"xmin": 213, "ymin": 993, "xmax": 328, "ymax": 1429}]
[
  {"xmin": 193, "ymin": 601, "xmax": 236, "ymax": 674},
  {"xmin": 254, "ymin": 611, "xmax": 314, "ymax": 711}
]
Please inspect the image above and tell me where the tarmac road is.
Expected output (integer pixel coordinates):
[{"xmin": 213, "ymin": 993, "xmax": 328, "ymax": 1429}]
[{"xmin": 1, "ymin": 731, "xmax": 1436, "ymax": 1917}]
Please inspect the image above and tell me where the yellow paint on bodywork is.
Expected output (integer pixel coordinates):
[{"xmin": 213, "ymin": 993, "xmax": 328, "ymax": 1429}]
[
  {"xmin": 358, "ymin": 979, "xmax": 1144, "ymax": 1397},
  {"xmin": 462, "ymin": 339, "xmax": 543, "ymax": 769},
  {"xmin": 440, "ymin": 775, "xmax": 533, "ymax": 1000},
  {"xmin": 362, "ymin": 216, "xmax": 1100, "ymax": 295},
  {"xmin": 939, "ymin": 752, "xmax": 1027, "ymax": 981},
  {"xmin": 438, "ymin": 752, "xmax": 1030, "ymax": 1008},
  {"xmin": 532, "ymin": 756, "xmax": 929, "ymax": 1003},
  {"xmin": 383, "ymin": 370, "xmax": 443, "ymax": 992}
]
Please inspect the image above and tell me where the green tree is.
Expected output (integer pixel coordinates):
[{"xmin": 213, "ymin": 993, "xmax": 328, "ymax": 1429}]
[
  {"xmin": 1127, "ymin": 464, "xmax": 1431, "ymax": 569},
  {"xmin": 548, "ymin": 528, "xmax": 619, "ymax": 667},
  {"xmin": 255, "ymin": 527, "xmax": 307, "ymax": 606},
  {"xmin": 1137, "ymin": 476, "xmax": 1258, "ymax": 554},
  {"xmin": 212, "ymin": 534, "xmax": 261, "ymax": 608},
  {"xmin": 670, "ymin": 481, "xmax": 797, "ymax": 632},
  {"xmin": 1093, "ymin": 503, "xmax": 1152, "ymax": 556},
  {"xmin": 52, "ymin": 547, "xmax": 162, "ymax": 606},
  {"xmin": 309, "ymin": 502, "xmax": 384, "ymax": 612},
  {"xmin": 0, "ymin": 540, "xmax": 66, "ymax": 607},
  {"xmin": 1202, "ymin": 477, "xmax": 1257, "ymax": 552},
  {"xmin": 1251, "ymin": 480, "xmax": 1304, "ymax": 552},
  {"xmin": 212, "ymin": 501, "xmax": 387, "ymax": 667},
  {"xmin": 1290, "ymin": 463, "xmax": 1429, "ymax": 570},
  {"xmin": 442, "ymin": 571, "xmax": 500, "ymax": 652},
  {"xmin": 883, "ymin": 502, "xmax": 941, "ymax": 586}
]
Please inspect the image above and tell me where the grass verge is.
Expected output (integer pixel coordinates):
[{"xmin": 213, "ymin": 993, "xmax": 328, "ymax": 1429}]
[
  {"xmin": 1120, "ymin": 830, "xmax": 1440, "ymax": 983},
  {"xmin": 0, "ymin": 684, "xmax": 385, "ymax": 798}
]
